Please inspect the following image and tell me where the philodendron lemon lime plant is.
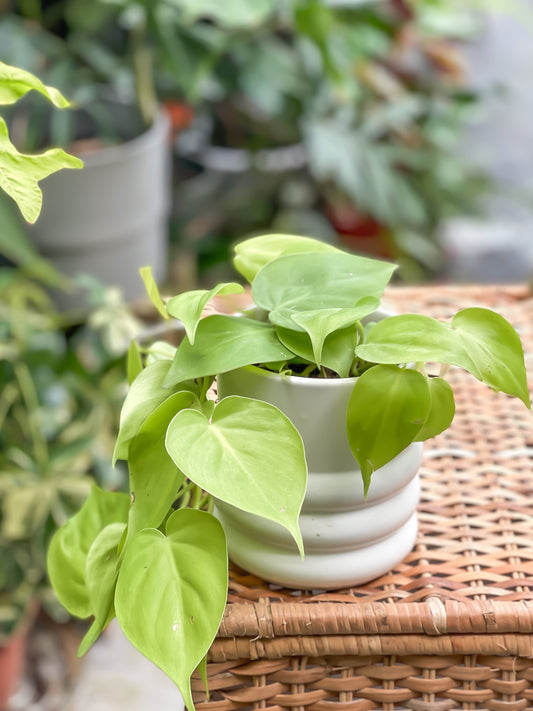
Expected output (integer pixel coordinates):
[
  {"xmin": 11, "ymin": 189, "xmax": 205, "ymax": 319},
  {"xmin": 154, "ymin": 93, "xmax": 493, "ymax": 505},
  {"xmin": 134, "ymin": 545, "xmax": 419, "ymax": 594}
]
[{"xmin": 47, "ymin": 234, "xmax": 530, "ymax": 709}]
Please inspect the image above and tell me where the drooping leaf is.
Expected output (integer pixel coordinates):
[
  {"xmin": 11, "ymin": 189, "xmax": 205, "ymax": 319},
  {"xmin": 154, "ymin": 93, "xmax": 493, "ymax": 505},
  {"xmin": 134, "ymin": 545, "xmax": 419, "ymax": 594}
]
[
  {"xmin": 115, "ymin": 509, "xmax": 228, "ymax": 711},
  {"xmin": 127, "ymin": 392, "xmax": 192, "ymax": 539},
  {"xmin": 414, "ymin": 377, "xmax": 455, "ymax": 441},
  {"xmin": 47, "ymin": 487, "xmax": 130, "ymax": 619},
  {"xmin": 164, "ymin": 315, "xmax": 295, "ymax": 386},
  {"xmin": 166, "ymin": 282, "xmax": 244, "ymax": 345},
  {"xmin": 346, "ymin": 365, "xmax": 431, "ymax": 494},
  {"xmin": 113, "ymin": 359, "xmax": 199, "ymax": 462},
  {"xmin": 252, "ymin": 252, "xmax": 395, "ymax": 325},
  {"xmin": 140, "ymin": 266, "xmax": 170, "ymax": 320},
  {"xmin": 289, "ymin": 298, "xmax": 378, "ymax": 366},
  {"xmin": 0, "ymin": 61, "xmax": 72, "ymax": 107},
  {"xmin": 78, "ymin": 522, "xmax": 126, "ymax": 656},
  {"xmin": 276, "ymin": 324, "xmax": 359, "ymax": 378},
  {"xmin": 0, "ymin": 117, "xmax": 83, "ymax": 223},
  {"xmin": 233, "ymin": 233, "xmax": 340, "ymax": 283},
  {"xmin": 165, "ymin": 396, "xmax": 307, "ymax": 554},
  {"xmin": 355, "ymin": 309, "xmax": 530, "ymax": 406}
]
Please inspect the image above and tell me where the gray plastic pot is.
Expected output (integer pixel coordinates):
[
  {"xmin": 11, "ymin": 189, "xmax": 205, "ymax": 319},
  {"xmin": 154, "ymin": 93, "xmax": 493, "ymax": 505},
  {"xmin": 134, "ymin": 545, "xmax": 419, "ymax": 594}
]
[{"xmin": 31, "ymin": 107, "xmax": 171, "ymax": 309}]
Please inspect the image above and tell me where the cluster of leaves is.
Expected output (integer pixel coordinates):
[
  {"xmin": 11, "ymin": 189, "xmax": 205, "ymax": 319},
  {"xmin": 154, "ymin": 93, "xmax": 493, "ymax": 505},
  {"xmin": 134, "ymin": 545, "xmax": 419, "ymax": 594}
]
[
  {"xmin": 47, "ymin": 233, "xmax": 529, "ymax": 709},
  {"xmin": 0, "ymin": 268, "xmax": 130, "ymax": 638}
]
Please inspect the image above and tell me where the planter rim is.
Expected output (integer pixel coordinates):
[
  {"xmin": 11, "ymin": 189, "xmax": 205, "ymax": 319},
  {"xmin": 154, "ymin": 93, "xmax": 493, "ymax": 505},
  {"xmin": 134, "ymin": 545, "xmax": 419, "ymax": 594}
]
[
  {"xmin": 229, "ymin": 364, "xmax": 358, "ymax": 387},
  {"xmin": 72, "ymin": 110, "xmax": 169, "ymax": 167}
]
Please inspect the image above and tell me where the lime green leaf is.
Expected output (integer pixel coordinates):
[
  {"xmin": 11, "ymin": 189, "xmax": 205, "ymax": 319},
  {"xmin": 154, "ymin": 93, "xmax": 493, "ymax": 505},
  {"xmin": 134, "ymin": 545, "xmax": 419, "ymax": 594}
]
[
  {"xmin": 140, "ymin": 266, "xmax": 170, "ymax": 320},
  {"xmin": 277, "ymin": 324, "xmax": 358, "ymax": 377},
  {"xmin": 78, "ymin": 522, "xmax": 126, "ymax": 656},
  {"xmin": 166, "ymin": 282, "xmax": 244, "ymax": 345},
  {"xmin": 113, "ymin": 359, "xmax": 199, "ymax": 462},
  {"xmin": 115, "ymin": 509, "xmax": 228, "ymax": 711},
  {"xmin": 415, "ymin": 377, "xmax": 455, "ymax": 441},
  {"xmin": 47, "ymin": 487, "xmax": 130, "ymax": 619},
  {"xmin": 0, "ymin": 118, "xmax": 83, "ymax": 223},
  {"xmin": 0, "ymin": 61, "xmax": 71, "ymax": 107},
  {"xmin": 166, "ymin": 396, "xmax": 307, "ymax": 554},
  {"xmin": 164, "ymin": 315, "xmax": 295, "ymax": 386},
  {"xmin": 127, "ymin": 340, "xmax": 143, "ymax": 385},
  {"xmin": 289, "ymin": 298, "xmax": 378, "ymax": 366},
  {"xmin": 233, "ymin": 233, "xmax": 340, "ymax": 283},
  {"xmin": 127, "ymin": 392, "xmax": 192, "ymax": 539},
  {"xmin": 356, "ymin": 309, "xmax": 530, "ymax": 406},
  {"xmin": 252, "ymin": 252, "xmax": 395, "ymax": 323},
  {"xmin": 346, "ymin": 365, "xmax": 431, "ymax": 494}
]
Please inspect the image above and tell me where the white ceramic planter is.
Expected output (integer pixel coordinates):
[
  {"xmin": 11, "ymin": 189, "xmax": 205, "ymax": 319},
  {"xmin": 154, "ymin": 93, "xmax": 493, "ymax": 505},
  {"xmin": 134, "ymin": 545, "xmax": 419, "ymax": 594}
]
[
  {"xmin": 31, "ymin": 107, "xmax": 171, "ymax": 309},
  {"xmin": 216, "ymin": 366, "xmax": 423, "ymax": 590}
]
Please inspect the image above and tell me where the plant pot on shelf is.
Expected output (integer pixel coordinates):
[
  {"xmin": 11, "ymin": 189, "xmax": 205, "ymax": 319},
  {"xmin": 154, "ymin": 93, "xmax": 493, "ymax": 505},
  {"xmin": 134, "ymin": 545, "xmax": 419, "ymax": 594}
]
[
  {"xmin": 216, "ymin": 365, "xmax": 422, "ymax": 590},
  {"xmin": 29, "ymin": 100, "xmax": 171, "ymax": 310}
]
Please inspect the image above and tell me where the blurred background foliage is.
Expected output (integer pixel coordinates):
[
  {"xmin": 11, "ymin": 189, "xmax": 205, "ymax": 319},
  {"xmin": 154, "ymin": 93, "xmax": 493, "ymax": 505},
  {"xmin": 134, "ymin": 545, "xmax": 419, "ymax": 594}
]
[{"xmin": 0, "ymin": 0, "xmax": 491, "ymax": 282}]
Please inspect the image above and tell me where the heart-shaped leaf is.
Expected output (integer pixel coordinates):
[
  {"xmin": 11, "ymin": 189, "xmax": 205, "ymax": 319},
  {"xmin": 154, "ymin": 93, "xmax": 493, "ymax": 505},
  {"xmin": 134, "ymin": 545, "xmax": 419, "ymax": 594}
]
[
  {"xmin": 277, "ymin": 324, "xmax": 358, "ymax": 377},
  {"xmin": 289, "ymin": 298, "xmax": 378, "ymax": 366},
  {"xmin": 78, "ymin": 522, "xmax": 126, "ymax": 656},
  {"xmin": 113, "ymin": 359, "xmax": 199, "ymax": 462},
  {"xmin": 164, "ymin": 315, "xmax": 295, "ymax": 386},
  {"xmin": 356, "ymin": 309, "xmax": 530, "ymax": 406},
  {"xmin": 127, "ymin": 392, "xmax": 191, "ymax": 540},
  {"xmin": 47, "ymin": 487, "xmax": 130, "ymax": 618},
  {"xmin": 252, "ymin": 252, "xmax": 395, "ymax": 319},
  {"xmin": 165, "ymin": 396, "xmax": 307, "ymax": 553},
  {"xmin": 115, "ymin": 509, "xmax": 228, "ymax": 711},
  {"xmin": 346, "ymin": 365, "xmax": 431, "ymax": 494},
  {"xmin": 415, "ymin": 377, "xmax": 455, "ymax": 441},
  {"xmin": 233, "ymin": 233, "xmax": 340, "ymax": 283},
  {"xmin": 166, "ymin": 282, "xmax": 244, "ymax": 345}
]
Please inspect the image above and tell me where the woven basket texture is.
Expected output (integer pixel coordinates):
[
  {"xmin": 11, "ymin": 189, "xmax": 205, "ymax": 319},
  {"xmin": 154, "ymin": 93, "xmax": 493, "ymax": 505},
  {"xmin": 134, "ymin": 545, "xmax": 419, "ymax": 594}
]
[{"xmin": 192, "ymin": 284, "xmax": 533, "ymax": 711}]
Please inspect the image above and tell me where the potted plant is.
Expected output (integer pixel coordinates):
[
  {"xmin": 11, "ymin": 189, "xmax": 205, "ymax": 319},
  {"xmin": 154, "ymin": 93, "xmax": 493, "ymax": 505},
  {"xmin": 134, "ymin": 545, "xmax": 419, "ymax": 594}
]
[
  {"xmin": 0, "ymin": 5, "xmax": 171, "ymax": 308},
  {"xmin": 47, "ymin": 232, "xmax": 530, "ymax": 710}
]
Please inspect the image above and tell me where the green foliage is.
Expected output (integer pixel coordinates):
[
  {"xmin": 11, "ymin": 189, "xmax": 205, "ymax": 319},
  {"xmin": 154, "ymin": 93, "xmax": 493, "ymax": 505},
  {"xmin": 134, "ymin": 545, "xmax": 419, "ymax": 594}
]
[
  {"xmin": 47, "ymin": 233, "xmax": 530, "ymax": 709},
  {"xmin": 0, "ymin": 61, "xmax": 82, "ymax": 222},
  {"xmin": 0, "ymin": 270, "xmax": 130, "ymax": 638}
]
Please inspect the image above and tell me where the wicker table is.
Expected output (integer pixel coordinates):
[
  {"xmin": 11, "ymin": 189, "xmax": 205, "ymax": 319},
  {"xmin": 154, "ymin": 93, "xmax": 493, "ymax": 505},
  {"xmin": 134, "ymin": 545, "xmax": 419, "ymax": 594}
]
[{"xmin": 192, "ymin": 284, "xmax": 533, "ymax": 711}]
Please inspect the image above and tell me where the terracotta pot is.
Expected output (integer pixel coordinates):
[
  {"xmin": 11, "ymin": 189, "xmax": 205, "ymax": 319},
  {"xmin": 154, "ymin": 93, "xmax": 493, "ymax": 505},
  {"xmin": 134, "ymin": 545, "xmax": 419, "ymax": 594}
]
[{"xmin": 0, "ymin": 629, "xmax": 28, "ymax": 711}]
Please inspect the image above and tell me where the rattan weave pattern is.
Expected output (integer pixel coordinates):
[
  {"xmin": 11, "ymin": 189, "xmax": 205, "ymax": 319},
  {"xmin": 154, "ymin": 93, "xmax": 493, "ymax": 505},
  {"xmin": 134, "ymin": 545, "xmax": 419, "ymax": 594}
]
[{"xmin": 192, "ymin": 284, "xmax": 533, "ymax": 711}]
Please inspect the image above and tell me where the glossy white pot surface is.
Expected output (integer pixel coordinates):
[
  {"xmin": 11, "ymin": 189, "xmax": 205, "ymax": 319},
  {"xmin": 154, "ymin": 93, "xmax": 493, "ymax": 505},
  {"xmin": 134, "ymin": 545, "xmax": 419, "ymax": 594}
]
[{"xmin": 216, "ymin": 366, "xmax": 422, "ymax": 590}]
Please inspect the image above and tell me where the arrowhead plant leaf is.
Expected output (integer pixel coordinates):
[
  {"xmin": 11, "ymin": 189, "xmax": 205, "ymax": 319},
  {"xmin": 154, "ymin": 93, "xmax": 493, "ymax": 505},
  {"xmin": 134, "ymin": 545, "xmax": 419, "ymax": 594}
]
[
  {"xmin": 115, "ymin": 509, "xmax": 228, "ymax": 711},
  {"xmin": 165, "ymin": 396, "xmax": 307, "ymax": 554},
  {"xmin": 0, "ymin": 118, "xmax": 83, "ymax": 223}
]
